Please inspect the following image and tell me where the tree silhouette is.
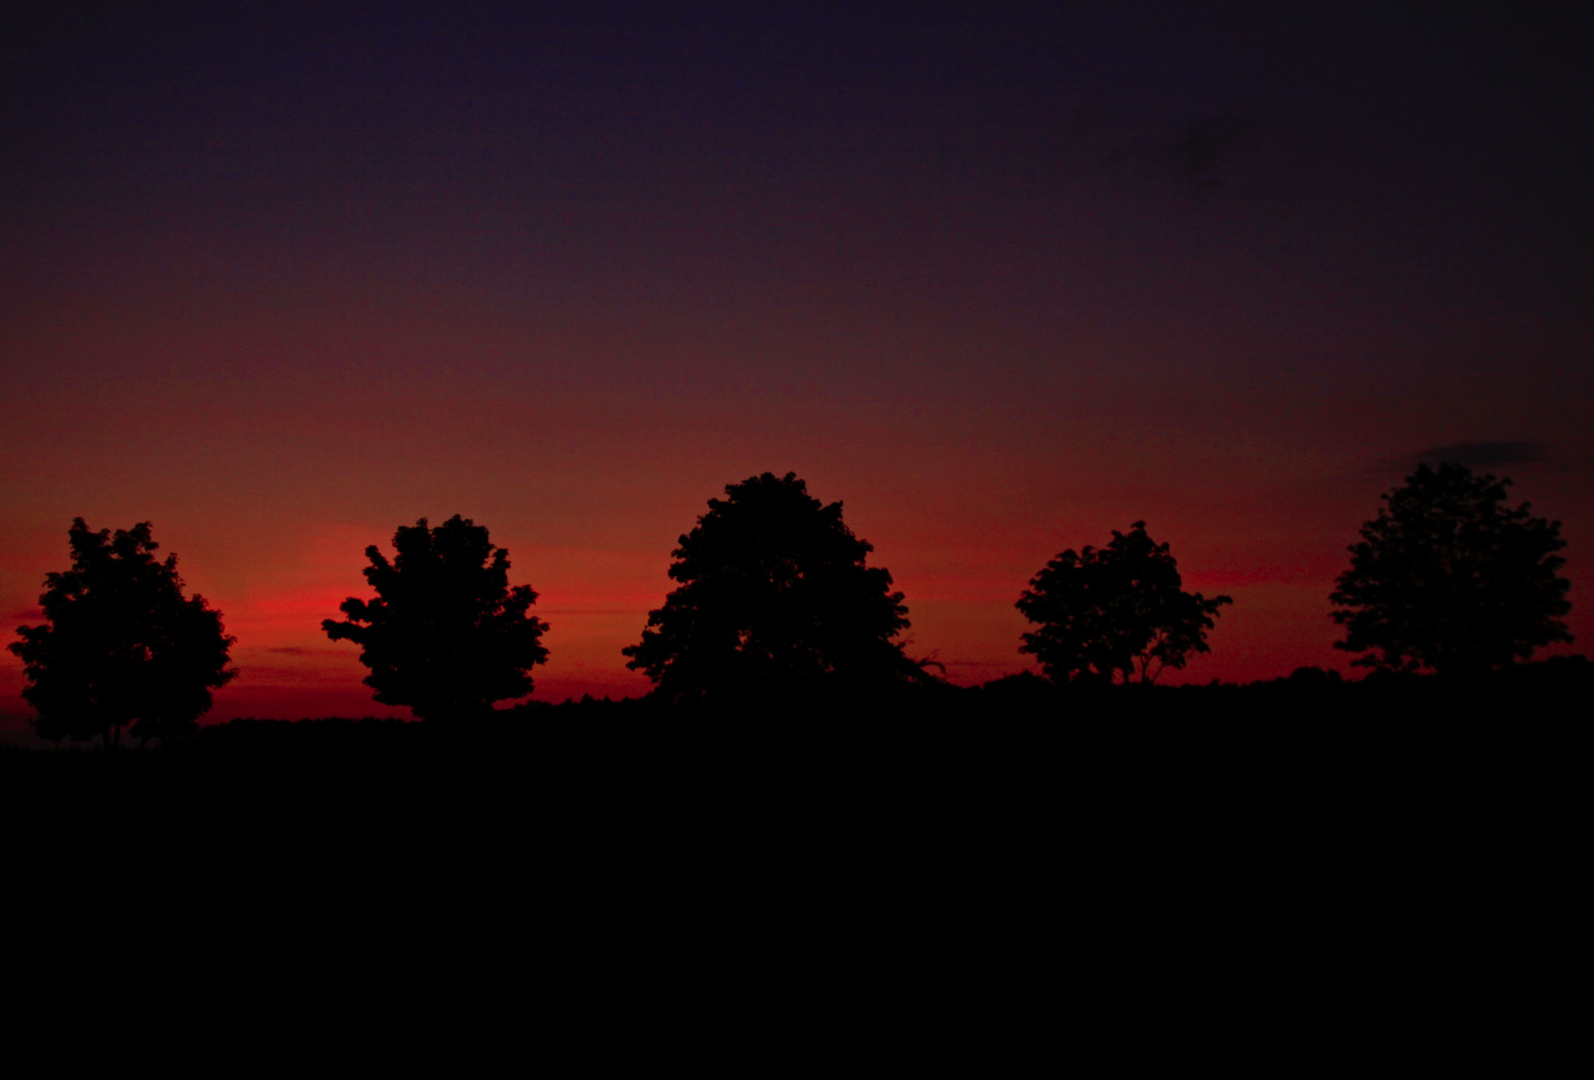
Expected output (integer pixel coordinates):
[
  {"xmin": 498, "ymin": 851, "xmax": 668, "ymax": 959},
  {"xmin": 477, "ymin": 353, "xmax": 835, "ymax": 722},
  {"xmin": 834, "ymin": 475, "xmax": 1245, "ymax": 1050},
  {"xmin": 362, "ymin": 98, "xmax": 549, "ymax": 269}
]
[
  {"xmin": 1017, "ymin": 521, "xmax": 1232, "ymax": 685},
  {"xmin": 323, "ymin": 515, "xmax": 550, "ymax": 721},
  {"xmin": 623, "ymin": 472, "xmax": 925, "ymax": 703},
  {"xmin": 1331, "ymin": 462, "xmax": 1572, "ymax": 676},
  {"xmin": 9, "ymin": 519, "xmax": 236, "ymax": 748}
]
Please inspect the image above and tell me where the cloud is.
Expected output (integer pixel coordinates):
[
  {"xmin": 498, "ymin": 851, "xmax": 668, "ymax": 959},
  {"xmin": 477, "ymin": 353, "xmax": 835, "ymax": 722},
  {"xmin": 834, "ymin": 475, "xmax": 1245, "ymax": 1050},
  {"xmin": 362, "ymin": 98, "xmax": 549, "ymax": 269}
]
[
  {"xmin": 1167, "ymin": 116, "xmax": 1270, "ymax": 190},
  {"xmin": 1364, "ymin": 441, "xmax": 1552, "ymax": 479},
  {"xmin": 1406, "ymin": 441, "xmax": 1550, "ymax": 469}
]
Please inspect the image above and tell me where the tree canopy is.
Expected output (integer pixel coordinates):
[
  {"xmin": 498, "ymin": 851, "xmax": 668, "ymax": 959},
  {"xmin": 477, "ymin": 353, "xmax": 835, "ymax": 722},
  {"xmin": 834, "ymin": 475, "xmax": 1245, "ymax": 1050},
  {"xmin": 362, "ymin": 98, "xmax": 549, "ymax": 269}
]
[
  {"xmin": 623, "ymin": 472, "xmax": 925, "ymax": 703},
  {"xmin": 323, "ymin": 515, "xmax": 550, "ymax": 721},
  {"xmin": 1331, "ymin": 462, "xmax": 1572, "ymax": 676},
  {"xmin": 9, "ymin": 519, "xmax": 236, "ymax": 747},
  {"xmin": 1017, "ymin": 521, "xmax": 1232, "ymax": 685}
]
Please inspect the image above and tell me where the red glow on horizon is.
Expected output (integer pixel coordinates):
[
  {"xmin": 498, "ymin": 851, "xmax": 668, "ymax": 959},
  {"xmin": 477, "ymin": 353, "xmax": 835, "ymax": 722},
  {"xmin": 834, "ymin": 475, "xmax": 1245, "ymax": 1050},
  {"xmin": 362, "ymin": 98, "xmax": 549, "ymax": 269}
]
[{"xmin": 2, "ymin": 432, "xmax": 1588, "ymax": 727}]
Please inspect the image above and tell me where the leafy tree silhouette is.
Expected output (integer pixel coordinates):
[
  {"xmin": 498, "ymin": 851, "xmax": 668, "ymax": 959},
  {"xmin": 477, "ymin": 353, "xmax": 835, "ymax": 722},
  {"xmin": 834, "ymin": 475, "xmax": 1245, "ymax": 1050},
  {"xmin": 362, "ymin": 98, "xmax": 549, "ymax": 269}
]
[
  {"xmin": 9, "ymin": 519, "xmax": 236, "ymax": 748},
  {"xmin": 1017, "ymin": 521, "xmax": 1232, "ymax": 685},
  {"xmin": 323, "ymin": 515, "xmax": 550, "ymax": 721},
  {"xmin": 623, "ymin": 472, "xmax": 926, "ymax": 703},
  {"xmin": 1331, "ymin": 461, "xmax": 1572, "ymax": 676}
]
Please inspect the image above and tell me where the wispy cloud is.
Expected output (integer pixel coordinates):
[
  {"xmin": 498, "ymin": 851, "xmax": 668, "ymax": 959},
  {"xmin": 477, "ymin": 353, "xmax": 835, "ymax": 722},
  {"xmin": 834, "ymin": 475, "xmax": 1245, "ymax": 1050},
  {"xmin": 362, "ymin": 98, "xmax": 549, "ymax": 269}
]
[
  {"xmin": 1172, "ymin": 116, "xmax": 1260, "ymax": 185},
  {"xmin": 1405, "ymin": 441, "xmax": 1549, "ymax": 469},
  {"xmin": 1364, "ymin": 441, "xmax": 1552, "ymax": 478}
]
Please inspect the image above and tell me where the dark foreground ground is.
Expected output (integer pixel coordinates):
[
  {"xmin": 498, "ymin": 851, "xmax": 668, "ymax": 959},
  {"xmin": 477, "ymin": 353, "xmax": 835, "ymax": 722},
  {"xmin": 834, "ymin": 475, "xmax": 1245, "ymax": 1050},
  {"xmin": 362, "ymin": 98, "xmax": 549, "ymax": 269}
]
[{"xmin": 3, "ymin": 662, "xmax": 1588, "ymax": 1072}]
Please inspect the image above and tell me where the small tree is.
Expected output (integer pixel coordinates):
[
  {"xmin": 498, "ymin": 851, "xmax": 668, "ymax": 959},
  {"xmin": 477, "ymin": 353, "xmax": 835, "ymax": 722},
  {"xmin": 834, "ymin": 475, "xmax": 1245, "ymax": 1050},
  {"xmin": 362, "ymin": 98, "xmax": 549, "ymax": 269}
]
[
  {"xmin": 623, "ymin": 472, "xmax": 925, "ymax": 703},
  {"xmin": 323, "ymin": 515, "xmax": 550, "ymax": 721},
  {"xmin": 1331, "ymin": 462, "xmax": 1572, "ymax": 676},
  {"xmin": 1017, "ymin": 521, "xmax": 1232, "ymax": 685},
  {"xmin": 9, "ymin": 519, "xmax": 236, "ymax": 748}
]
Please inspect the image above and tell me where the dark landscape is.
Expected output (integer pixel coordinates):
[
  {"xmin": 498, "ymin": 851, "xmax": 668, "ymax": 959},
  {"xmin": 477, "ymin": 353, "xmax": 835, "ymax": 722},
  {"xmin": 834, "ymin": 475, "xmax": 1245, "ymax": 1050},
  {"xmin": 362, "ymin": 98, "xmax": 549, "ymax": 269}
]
[{"xmin": 5, "ymin": 664, "xmax": 1586, "ymax": 1070}]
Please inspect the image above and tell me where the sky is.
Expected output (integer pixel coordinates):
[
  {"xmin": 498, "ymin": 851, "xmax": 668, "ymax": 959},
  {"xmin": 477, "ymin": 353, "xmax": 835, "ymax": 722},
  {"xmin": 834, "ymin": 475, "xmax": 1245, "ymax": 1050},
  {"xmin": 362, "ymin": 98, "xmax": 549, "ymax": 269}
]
[{"xmin": 3, "ymin": 2, "xmax": 1590, "ymax": 726}]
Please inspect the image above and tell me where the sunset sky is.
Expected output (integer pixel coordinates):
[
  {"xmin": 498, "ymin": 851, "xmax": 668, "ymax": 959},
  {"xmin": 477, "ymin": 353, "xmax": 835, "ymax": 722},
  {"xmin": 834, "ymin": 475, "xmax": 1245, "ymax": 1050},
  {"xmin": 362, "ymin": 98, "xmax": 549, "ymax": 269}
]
[{"xmin": 3, "ymin": 3, "xmax": 1590, "ymax": 726}]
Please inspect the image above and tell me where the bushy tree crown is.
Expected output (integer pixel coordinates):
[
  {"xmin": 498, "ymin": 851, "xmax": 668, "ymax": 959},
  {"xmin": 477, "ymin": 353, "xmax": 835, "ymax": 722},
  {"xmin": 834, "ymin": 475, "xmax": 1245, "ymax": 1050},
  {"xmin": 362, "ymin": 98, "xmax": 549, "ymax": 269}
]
[
  {"xmin": 323, "ymin": 515, "xmax": 549, "ymax": 721},
  {"xmin": 623, "ymin": 472, "xmax": 923, "ymax": 702},
  {"xmin": 1017, "ymin": 521, "xmax": 1231, "ymax": 685},
  {"xmin": 1331, "ymin": 462, "xmax": 1571, "ymax": 675},
  {"xmin": 9, "ymin": 519, "xmax": 236, "ymax": 746}
]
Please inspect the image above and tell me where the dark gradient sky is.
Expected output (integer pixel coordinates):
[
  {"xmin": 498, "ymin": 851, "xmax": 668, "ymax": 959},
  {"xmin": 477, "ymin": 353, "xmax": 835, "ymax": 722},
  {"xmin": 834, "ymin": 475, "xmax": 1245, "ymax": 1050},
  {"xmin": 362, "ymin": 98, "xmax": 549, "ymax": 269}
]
[{"xmin": 4, "ymin": 2, "xmax": 1590, "ymax": 721}]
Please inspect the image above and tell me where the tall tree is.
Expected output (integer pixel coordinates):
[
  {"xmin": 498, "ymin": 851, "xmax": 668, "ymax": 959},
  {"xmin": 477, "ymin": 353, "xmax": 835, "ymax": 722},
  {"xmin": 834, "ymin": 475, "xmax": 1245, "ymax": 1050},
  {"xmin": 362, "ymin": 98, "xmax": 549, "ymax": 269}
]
[
  {"xmin": 323, "ymin": 515, "xmax": 550, "ymax": 721},
  {"xmin": 1017, "ymin": 522, "xmax": 1232, "ymax": 685},
  {"xmin": 623, "ymin": 472, "xmax": 925, "ymax": 703},
  {"xmin": 9, "ymin": 519, "xmax": 236, "ymax": 748},
  {"xmin": 1331, "ymin": 462, "xmax": 1572, "ymax": 676}
]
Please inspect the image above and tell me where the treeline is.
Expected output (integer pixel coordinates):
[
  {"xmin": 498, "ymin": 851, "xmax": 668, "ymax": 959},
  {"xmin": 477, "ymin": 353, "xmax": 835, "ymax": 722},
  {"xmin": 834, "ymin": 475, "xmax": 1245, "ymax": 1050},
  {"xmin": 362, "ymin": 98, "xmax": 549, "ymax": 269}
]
[{"xmin": 7, "ymin": 461, "xmax": 1576, "ymax": 744}]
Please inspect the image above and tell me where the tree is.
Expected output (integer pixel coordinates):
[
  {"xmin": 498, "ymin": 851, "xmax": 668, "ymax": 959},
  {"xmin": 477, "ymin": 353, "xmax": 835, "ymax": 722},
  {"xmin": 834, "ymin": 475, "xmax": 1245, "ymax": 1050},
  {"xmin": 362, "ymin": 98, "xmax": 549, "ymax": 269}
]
[
  {"xmin": 323, "ymin": 515, "xmax": 550, "ymax": 721},
  {"xmin": 9, "ymin": 519, "xmax": 236, "ymax": 748},
  {"xmin": 1330, "ymin": 461, "xmax": 1572, "ymax": 676},
  {"xmin": 623, "ymin": 472, "xmax": 926, "ymax": 703},
  {"xmin": 1017, "ymin": 521, "xmax": 1232, "ymax": 685}
]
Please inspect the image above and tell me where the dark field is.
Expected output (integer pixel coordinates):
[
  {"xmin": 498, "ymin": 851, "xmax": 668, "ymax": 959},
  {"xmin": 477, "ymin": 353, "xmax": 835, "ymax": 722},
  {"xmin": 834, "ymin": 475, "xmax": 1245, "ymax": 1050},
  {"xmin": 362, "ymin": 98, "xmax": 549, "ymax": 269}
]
[{"xmin": 4, "ymin": 665, "xmax": 1587, "ymax": 1072}]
